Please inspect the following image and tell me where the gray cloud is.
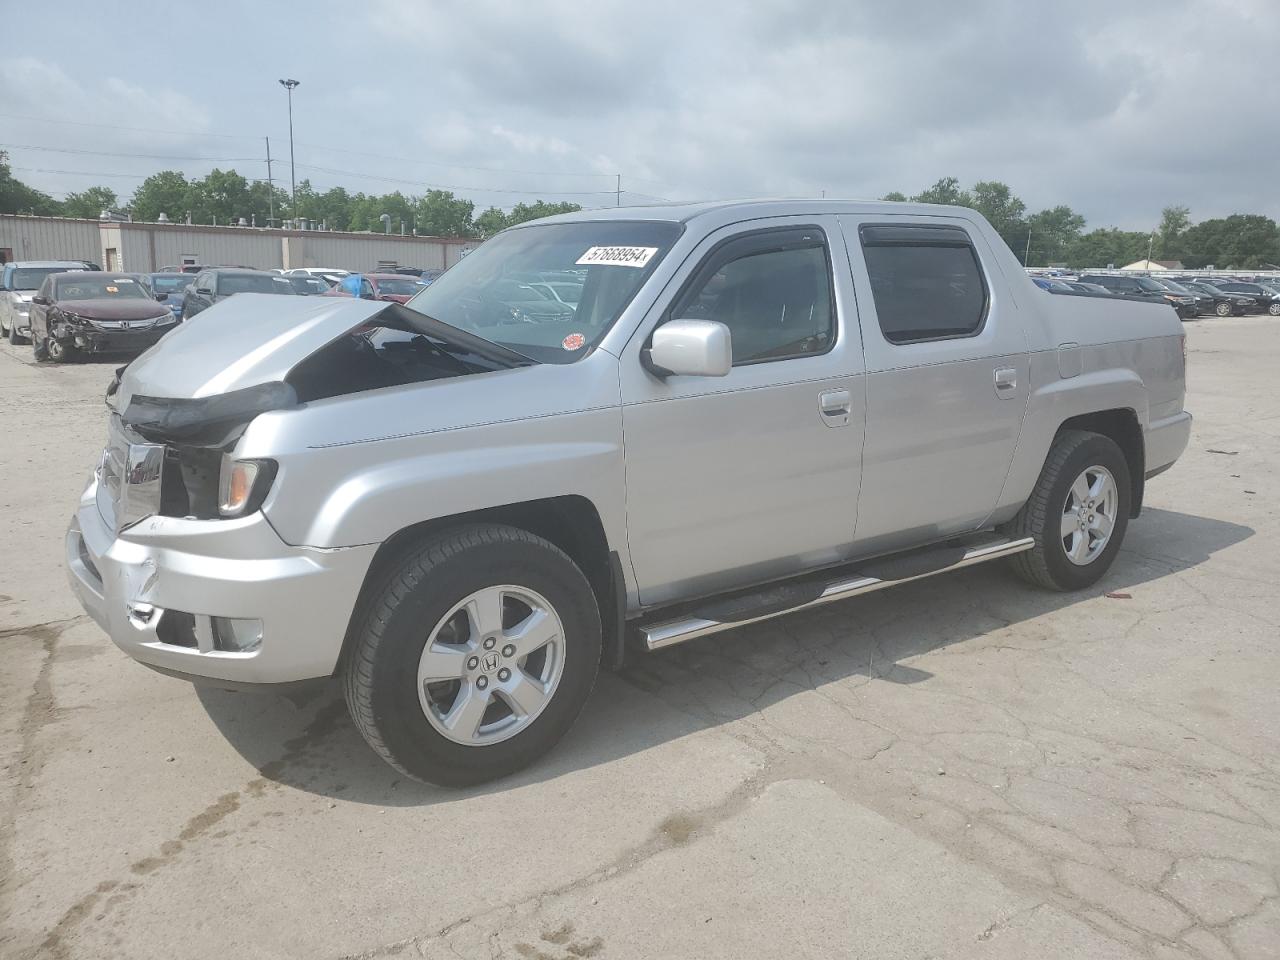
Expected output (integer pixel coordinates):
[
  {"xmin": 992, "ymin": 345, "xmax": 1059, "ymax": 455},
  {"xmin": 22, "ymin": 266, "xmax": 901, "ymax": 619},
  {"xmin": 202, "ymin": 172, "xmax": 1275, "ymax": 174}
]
[{"xmin": 4, "ymin": 0, "xmax": 1277, "ymax": 230}]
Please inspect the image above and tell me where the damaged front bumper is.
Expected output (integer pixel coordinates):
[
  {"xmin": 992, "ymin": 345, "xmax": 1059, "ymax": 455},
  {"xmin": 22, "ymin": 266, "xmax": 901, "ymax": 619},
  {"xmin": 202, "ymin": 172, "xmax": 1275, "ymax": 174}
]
[{"xmin": 66, "ymin": 478, "xmax": 378, "ymax": 685}]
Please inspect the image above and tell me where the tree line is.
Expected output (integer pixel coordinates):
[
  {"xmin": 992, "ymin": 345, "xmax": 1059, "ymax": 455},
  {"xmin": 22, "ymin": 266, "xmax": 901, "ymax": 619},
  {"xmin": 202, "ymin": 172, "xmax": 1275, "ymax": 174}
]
[
  {"xmin": 4, "ymin": 152, "xmax": 1278, "ymax": 266},
  {"xmin": 883, "ymin": 177, "xmax": 1280, "ymax": 270},
  {"xmin": 0, "ymin": 151, "xmax": 581, "ymax": 238}
]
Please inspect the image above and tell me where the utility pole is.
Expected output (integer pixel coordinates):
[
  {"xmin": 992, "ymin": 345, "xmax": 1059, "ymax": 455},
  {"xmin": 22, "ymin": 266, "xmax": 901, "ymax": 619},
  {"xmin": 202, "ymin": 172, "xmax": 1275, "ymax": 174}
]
[
  {"xmin": 279, "ymin": 79, "xmax": 300, "ymax": 217},
  {"xmin": 1024, "ymin": 227, "xmax": 1032, "ymax": 267},
  {"xmin": 616, "ymin": 174, "xmax": 621, "ymax": 207},
  {"xmin": 265, "ymin": 136, "xmax": 275, "ymax": 227},
  {"xmin": 1146, "ymin": 230, "xmax": 1156, "ymax": 268}
]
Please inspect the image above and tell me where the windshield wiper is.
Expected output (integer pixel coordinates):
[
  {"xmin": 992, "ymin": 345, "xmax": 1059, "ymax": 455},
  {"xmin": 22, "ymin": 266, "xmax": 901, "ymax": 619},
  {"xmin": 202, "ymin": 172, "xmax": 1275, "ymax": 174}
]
[{"xmin": 389, "ymin": 303, "xmax": 537, "ymax": 368}]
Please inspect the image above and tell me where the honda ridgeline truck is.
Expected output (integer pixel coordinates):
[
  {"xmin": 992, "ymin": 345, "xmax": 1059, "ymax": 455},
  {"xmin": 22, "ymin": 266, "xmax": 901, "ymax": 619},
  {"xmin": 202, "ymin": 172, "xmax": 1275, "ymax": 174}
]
[{"xmin": 66, "ymin": 200, "xmax": 1191, "ymax": 785}]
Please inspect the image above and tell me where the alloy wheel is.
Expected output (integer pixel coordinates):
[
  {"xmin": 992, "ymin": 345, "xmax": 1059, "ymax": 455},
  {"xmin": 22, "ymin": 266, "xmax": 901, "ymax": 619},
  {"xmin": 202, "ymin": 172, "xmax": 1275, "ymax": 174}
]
[
  {"xmin": 1061, "ymin": 465, "xmax": 1119, "ymax": 566},
  {"xmin": 416, "ymin": 584, "xmax": 566, "ymax": 746}
]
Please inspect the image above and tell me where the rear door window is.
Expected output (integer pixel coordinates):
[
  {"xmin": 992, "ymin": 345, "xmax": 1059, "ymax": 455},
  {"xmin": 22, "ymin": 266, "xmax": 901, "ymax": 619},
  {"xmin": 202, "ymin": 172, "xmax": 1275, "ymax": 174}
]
[{"xmin": 859, "ymin": 224, "xmax": 988, "ymax": 344}]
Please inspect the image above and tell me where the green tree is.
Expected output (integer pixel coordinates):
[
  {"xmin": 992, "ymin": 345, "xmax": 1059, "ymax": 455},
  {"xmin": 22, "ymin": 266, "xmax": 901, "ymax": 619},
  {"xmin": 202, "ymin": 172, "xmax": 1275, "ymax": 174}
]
[
  {"xmin": 347, "ymin": 191, "xmax": 416, "ymax": 233},
  {"xmin": 880, "ymin": 191, "xmax": 908, "ymax": 202},
  {"xmin": 1025, "ymin": 205, "xmax": 1086, "ymax": 266},
  {"xmin": 474, "ymin": 206, "xmax": 510, "ymax": 236},
  {"xmin": 1181, "ymin": 214, "xmax": 1280, "ymax": 269},
  {"xmin": 503, "ymin": 200, "xmax": 580, "ymax": 227},
  {"xmin": 969, "ymin": 181, "xmax": 1028, "ymax": 253},
  {"xmin": 289, "ymin": 180, "xmax": 353, "ymax": 230},
  {"xmin": 129, "ymin": 170, "xmax": 191, "ymax": 222},
  {"xmin": 1066, "ymin": 228, "xmax": 1151, "ymax": 269},
  {"xmin": 187, "ymin": 168, "xmax": 268, "ymax": 225},
  {"xmin": 912, "ymin": 176, "xmax": 972, "ymax": 207},
  {"xmin": 412, "ymin": 190, "xmax": 475, "ymax": 237},
  {"xmin": 1156, "ymin": 205, "xmax": 1190, "ymax": 262},
  {"xmin": 0, "ymin": 150, "xmax": 62, "ymax": 215},
  {"xmin": 60, "ymin": 185, "xmax": 119, "ymax": 219}
]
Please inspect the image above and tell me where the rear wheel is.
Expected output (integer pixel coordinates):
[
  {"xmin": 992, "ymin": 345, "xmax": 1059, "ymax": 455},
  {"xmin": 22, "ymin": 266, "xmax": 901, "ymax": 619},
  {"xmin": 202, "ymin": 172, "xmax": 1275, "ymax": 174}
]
[
  {"xmin": 1002, "ymin": 430, "xmax": 1131, "ymax": 591},
  {"xmin": 343, "ymin": 523, "xmax": 602, "ymax": 786},
  {"xmin": 1269, "ymin": 302, "xmax": 1280, "ymax": 316},
  {"xmin": 1214, "ymin": 301, "xmax": 1232, "ymax": 317}
]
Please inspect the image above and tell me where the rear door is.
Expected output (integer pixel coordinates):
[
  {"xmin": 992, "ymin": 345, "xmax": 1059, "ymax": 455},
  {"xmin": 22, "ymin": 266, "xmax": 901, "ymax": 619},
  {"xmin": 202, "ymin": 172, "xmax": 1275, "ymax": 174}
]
[
  {"xmin": 839, "ymin": 217, "xmax": 1029, "ymax": 555},
  {"xmin": 619, "ymin": 217, "xmax": 865, "ymax": 606}
]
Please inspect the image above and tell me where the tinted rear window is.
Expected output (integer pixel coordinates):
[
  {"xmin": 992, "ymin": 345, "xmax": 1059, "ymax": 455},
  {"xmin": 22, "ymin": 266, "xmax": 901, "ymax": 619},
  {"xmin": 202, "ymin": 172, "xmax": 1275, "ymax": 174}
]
[{"xmin": 860, "ymin": 226, "xmax": 987, "ymax": 343}]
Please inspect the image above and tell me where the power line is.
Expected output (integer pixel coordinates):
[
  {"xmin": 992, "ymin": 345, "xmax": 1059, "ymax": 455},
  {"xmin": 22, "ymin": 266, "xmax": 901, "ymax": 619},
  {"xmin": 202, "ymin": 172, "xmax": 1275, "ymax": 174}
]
[
  {"xmin": 2, "ymin": 143, "xmax": 262, "ymax": 163},
  {"xmin": 292, "ymin": 160, "xmax": 624, "ymax": 196},
  {"xmin": 0, "ymin": 113, "xmax": 656, "ymax": 182}
]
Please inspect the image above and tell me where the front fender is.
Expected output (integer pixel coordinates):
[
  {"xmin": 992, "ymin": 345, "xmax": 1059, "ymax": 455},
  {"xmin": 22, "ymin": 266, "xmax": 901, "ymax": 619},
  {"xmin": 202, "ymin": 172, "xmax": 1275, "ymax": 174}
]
[{"xmin": 259, "ymin": 405, "xmax": 628, "ymax": 557}]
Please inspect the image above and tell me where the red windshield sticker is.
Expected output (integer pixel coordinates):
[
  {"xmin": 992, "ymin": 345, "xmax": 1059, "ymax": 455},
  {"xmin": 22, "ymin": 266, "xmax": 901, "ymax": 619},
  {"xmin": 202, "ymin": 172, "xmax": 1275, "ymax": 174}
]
[{"xmin": 562, "ymin": 332, "xmax": 586, "ymax": 351}]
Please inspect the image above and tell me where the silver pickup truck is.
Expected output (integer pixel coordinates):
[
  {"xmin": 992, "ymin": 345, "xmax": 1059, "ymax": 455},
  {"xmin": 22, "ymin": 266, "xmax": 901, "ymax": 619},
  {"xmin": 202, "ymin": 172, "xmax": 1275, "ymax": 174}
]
[{"xmin": 66, "ymin": 200, "xmax": 1191, "ymax": 785}]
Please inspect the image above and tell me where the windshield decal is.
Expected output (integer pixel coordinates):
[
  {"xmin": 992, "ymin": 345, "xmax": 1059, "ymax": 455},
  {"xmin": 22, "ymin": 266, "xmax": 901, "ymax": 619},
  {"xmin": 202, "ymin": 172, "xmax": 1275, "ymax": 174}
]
[
  {"xmin": 575, "ymin": 246, "xmax": 658, "ymax": 268},
  {"xmin": 561, "ymin": 332, "xmax": 586, "ymax": 351}
]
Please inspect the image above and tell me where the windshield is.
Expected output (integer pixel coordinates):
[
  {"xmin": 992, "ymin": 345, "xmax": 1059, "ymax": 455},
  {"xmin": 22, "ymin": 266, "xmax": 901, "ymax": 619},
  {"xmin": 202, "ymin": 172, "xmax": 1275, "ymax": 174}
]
[
  {"xmin": 221, "ymin": 274, "xmax": 296, "ymax": 295},
  {"xmin": 1134, "ymin": 277, "xmax": 1166, "ymax": 292},
  {"xmin": 372, "ymin": 277, "xmax": 422, "ymax": 296},
  {"xmin": 1158, "ymin": 280, "xmax": 1191, "ymax": 293},
  {"xmin": 151, "ymin": 275, "xmax": 194, "ymax": 293},
  {"xmin": 288, "ymin": 276, "xmax": 328, "ymax": 294},
  {"xmin": 403, "ymin": 221, "xmax": 682, "ymax": 362},
  {"xmin": 55, "ymin": 276, "xmax": 149, "ymax": 300},
  {"xmin": 11, "ymin": 267, "xmax": 75, "ymax": 290}
]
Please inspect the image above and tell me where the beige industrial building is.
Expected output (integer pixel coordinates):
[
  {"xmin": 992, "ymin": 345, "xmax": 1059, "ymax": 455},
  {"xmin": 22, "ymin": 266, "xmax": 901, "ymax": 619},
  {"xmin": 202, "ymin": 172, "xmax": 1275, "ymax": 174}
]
[{"xmin": 0, "ymin": 215, "xmax": 478, "ymax": 273}]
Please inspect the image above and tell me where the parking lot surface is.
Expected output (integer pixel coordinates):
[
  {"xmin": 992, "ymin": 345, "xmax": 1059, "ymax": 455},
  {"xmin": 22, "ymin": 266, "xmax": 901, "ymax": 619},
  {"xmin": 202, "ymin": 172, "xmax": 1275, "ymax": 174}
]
[{"xmin": 1, "ymin": 318, "xmax": 1278, "ymax": 960}]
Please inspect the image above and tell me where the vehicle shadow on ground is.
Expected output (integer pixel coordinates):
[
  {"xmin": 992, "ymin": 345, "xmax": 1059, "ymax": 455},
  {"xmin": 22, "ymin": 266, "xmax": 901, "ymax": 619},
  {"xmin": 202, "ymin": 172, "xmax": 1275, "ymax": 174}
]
[{"xmin": 196, "ymin": 506, "xmax": 1252, "ymax": 805}]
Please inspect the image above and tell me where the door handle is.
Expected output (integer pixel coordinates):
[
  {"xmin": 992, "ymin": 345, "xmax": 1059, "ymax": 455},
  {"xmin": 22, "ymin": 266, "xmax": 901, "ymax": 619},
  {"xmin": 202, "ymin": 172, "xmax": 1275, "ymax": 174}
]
[
  {"xmin": 819, "ymin": 388, "xmax": 852, "ymax": 426},
  {"xmin": 993, "ymin": 367, "xmax": 1018, "ymax": 398}
]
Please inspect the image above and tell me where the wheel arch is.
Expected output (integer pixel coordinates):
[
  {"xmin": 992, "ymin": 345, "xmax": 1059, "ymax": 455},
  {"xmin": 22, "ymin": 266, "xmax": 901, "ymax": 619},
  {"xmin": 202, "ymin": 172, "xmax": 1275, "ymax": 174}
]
[
  {"xmin": 1054, "ymin": 408, "xmax": 1144, "ymax": 517},
  {"xmin": 336, "ymin": 494, "xmax": 626, "ymax": 677}
]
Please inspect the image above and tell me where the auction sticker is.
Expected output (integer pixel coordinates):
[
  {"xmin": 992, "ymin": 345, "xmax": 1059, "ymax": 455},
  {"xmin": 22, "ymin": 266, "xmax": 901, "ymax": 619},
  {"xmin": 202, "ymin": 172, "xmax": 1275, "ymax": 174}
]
[
  {"xmin": 562, "ymin": 332, "xmax": 587, "ymax": 351},
  {"xmin": 576, "ymin": 246, "xmax": 658, "ymax": 268}
]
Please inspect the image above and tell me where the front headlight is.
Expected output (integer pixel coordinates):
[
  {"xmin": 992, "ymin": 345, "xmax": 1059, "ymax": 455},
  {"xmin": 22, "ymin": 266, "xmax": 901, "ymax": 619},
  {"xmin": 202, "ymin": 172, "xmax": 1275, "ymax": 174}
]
[{"xmin": 217, "ymin": 456, "xmax": 278, "ymax": 517}]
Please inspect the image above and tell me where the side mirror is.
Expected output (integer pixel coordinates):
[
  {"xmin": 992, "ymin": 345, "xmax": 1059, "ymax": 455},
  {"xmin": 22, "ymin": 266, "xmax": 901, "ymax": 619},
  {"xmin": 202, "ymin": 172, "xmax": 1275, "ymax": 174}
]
[
  {"xmin": 643, "ymin": 319, "xmax": 732, "ymax": 378},
  {"xmin": 195, "ymin": 287, "xmax": 212, "ymax": 296},
  {"xmin": 31, "ymin": 295, "xmax": 49, "ymax": 306}
]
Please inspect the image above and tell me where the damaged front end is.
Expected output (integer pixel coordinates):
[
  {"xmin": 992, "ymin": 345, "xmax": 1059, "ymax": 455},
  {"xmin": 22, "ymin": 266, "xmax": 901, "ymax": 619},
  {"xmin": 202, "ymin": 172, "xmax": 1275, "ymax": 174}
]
[{"xmin": 99, "ymin": 296, "xmax": 533, "ymax": 528}]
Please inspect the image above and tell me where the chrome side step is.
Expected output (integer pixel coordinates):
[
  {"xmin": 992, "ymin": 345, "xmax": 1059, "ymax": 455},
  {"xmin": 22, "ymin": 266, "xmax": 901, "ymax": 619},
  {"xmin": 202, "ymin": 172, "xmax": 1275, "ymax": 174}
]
[{"xmin": 638, "ymin": 535, "xmax": 1034, "ymax": 652}]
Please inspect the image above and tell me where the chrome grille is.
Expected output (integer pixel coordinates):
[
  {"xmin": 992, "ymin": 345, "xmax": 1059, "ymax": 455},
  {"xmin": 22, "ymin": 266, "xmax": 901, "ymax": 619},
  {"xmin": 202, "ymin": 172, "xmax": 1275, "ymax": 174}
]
[{"xmin": 95, "ymin": 416, "xmax": 165, "ymax": 534}]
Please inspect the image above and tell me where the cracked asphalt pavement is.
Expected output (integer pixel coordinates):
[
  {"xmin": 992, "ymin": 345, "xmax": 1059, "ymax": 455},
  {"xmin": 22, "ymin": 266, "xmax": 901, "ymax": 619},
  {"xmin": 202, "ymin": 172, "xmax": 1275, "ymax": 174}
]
[{"xmin": 2, "ymin": 317, "xmax": 1279, "ymax": 960}]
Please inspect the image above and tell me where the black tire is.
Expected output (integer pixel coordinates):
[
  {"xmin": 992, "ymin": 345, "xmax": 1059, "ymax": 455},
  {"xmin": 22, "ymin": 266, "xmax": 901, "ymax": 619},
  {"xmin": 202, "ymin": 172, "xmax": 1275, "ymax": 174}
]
[
  {"xmin": 1269, "ymin": 302, "xmax": 1280, "ymax": 316},
  {"xmin": 343, "ymin": 523, "xmax": 602, "ymax": 786},
  {"xmin": 7, "ymin": 318, "xmax": 25, "ymax": 345},
  {"xmin": 32, "ymin": 336, "xmax": 49, "ymax": 362},
  {"xmin": 1215, "ymin": 301, "xmax": 1232, "ymax": 317},
  {"xmin": 1001, "ymin": 430, "xmax": 1131, "ymax": 591},
  {"xmin": 46, "ymin": 337, "xmax": 74, "ymax": 363}
]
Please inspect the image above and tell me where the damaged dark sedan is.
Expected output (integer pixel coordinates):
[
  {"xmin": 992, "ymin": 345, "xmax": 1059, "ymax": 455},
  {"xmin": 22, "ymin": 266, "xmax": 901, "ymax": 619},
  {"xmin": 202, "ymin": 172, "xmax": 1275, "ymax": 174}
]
[{"xmin": 30, "ymin": 272, "xmax": 179, "ymax": 362}]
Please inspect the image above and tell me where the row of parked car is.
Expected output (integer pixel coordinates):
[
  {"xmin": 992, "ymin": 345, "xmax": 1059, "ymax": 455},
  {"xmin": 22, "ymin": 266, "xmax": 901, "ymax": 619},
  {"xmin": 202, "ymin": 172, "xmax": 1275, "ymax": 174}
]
[
  {"xmin": 0, "ymin": 259, "xmax": 447, "ymax": 362},
  {"xmin": 1030, "ymin": 271, "xmax": 1280, "ymax": 319}
]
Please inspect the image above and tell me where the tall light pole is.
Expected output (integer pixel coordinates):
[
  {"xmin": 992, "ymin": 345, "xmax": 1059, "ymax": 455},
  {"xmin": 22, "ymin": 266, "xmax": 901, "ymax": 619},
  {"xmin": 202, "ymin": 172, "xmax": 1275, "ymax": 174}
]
[{"xmin": 278, "ymin": 79, "xmax": 300, "ymax": 219}]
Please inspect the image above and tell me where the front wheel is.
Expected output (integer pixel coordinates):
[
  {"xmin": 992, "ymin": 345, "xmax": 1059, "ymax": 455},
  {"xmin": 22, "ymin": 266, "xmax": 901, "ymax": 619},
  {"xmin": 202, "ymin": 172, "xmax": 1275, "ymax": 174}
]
[
  {"xmin": 343, "ymin": 523, "xmax": 602, "ymax": 786},
  {"xmin": 1002, "ymin": 430, "xmax": 1131, "ymax": 591},
  {"xmin": 1215, "ymin": 301, "xmax": 1232, "ymax": 317},
  {"xmin": 46, "ymin": 337, "xmax": 75, "ymax": 363},
  {"xmin": 7, "ymin": 318, "xmax": 26, "ymax": 345},
  {"xmin": 1269, "ymin": 302, "xmax": 1280, "ymax": 316}
]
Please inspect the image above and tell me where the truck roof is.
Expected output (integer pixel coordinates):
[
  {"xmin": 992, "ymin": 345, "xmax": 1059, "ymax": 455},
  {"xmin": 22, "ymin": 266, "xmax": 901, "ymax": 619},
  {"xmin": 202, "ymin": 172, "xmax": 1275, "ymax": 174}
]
[{"xmin": 525, "ymin": 198, "xmax": 982, "ymax": 227}]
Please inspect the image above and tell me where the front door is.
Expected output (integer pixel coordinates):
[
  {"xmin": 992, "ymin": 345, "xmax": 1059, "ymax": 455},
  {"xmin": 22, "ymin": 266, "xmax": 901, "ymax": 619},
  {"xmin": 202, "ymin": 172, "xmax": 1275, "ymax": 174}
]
[
  {"xmin": 839, "ymin": 216, "xmax": 1029, "ymax": 554},
  {"xmin": 619, "ymin": 217, "xmax": 865, "ymax": 606}
]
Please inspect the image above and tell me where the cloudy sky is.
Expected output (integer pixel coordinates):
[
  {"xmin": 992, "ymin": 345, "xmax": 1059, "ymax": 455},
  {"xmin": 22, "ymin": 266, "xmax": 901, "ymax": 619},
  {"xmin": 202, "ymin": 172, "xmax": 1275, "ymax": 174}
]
[{"xmin": 2, "ymin": 0, "xmax": 1276, "ymax": 230}]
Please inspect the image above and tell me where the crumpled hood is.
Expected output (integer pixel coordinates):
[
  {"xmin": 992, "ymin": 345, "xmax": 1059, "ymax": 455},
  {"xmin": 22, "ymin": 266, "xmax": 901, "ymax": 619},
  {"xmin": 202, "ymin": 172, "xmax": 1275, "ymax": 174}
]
[
  {"xmin": 58, "ymin": 298, "xmax": 170, "ymax": 321},
  {"xmin": 117, "ymin": 293, "xmax": 387, "ymax": 404},
  {"xmin": 14, "ymin": 292, "xmax": 34, "ymax": 305}
]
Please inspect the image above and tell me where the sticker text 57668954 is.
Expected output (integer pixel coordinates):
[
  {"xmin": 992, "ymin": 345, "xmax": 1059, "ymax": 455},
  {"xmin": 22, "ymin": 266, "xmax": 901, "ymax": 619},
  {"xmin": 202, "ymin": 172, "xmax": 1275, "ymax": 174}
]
[{"xmin": 575, "ymin": 246, "xmax": 659, "ymax": 268}]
